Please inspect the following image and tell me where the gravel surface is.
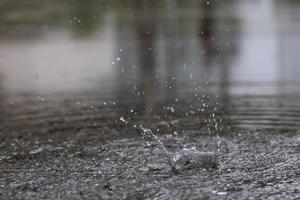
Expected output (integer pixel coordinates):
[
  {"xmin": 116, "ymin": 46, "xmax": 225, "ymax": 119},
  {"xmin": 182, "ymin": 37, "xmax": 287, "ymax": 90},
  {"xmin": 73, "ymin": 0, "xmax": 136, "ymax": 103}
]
[{"xmin": 1, "ymin": 93, "xmax": 300, "ymax": 199}]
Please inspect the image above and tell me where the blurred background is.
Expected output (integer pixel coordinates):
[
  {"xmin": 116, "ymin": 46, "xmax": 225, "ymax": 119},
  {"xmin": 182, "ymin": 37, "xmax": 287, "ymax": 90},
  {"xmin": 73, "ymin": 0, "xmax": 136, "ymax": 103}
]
[
  {"xmin": 0, "ymin": 0, "xmax": 299, "ymax": 94},
  {"xmin": 0, "ymin": 0, "xmax": 300, "ymax": 130}
]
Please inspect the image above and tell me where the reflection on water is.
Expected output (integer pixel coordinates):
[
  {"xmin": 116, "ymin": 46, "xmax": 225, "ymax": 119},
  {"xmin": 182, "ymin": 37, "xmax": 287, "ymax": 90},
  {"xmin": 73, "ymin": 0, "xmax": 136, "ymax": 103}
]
[
  {"xmin": 1, "ymin": 3, "xmax": 300, "ymax": 197},
  {"xmin": 276, "ymin": 1, "xmax": 300, "ymax": 95},
  {"xmin": 0, "ymin": 0, "xmax": 300, "ymax": 96}
]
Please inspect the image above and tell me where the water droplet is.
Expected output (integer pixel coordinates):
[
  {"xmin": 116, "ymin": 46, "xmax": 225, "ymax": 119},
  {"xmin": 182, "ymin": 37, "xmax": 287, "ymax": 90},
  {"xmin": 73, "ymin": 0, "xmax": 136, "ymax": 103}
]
[
  {"xmin": 29, "ymin": 147, "xmax": 44, "ymax": 155},
  {"xmin": 120, "ymin": 117, "xmax": 126, "ymax": 123},
  {"xmin": 212, "ymin": 191, "xmax": 227, "ymax": 195},
  {"xmin": 37, "ymin": 96, "xmax": 45, "ymax": 102}
]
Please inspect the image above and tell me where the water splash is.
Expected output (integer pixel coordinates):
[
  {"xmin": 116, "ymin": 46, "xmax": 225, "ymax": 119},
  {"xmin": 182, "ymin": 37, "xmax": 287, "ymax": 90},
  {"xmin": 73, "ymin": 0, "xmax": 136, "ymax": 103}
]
[
  {"xmin": 121, "ymin": 118, "xmax": 218, "ymax": 173},
  {"xmin": 139, "ymin": 124, "xmax": 218, "ymax": 173},
  {"xmin": 169, "ymin": 147, "xmax": 218, "ymax": 173}
]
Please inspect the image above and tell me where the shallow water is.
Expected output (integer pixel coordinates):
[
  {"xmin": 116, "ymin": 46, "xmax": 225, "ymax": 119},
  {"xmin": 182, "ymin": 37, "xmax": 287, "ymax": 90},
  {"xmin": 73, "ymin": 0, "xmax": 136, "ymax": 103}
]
[
  {"xmin": 1, "ymin": 0, "xmax": 300, "ymax": 199},
  {"xmin": 1, "ymin": 127, "xmax": 299, "ymax": 199},
  {"xmin": 1, "ymin": 93, "xmax": 300, "ymax": 199}
]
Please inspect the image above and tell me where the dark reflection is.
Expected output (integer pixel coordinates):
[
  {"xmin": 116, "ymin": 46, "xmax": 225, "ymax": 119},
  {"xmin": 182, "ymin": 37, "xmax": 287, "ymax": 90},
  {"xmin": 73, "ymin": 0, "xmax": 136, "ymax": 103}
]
[
  {"xmin": 114, "ymin": 1, "xmax": 160, "ymax": 115},
  {"xmin": 199, "ymin": 0, "xmax": 216, "ymax": 63},
  {"xmin": 197, "ymin": 0, "xmax": 241, "ymax": 132},
  {"xmin": 135, "ymin": 1, "xmax": 158, "ymax": 114},
  {"xmin": 164, "ymin": 0, "xmax": 179, "ymax": 100}
]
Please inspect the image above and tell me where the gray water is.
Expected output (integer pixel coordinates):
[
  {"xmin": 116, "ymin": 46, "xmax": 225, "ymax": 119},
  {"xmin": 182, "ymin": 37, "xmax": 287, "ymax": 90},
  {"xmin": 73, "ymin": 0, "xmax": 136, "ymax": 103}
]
[{"xmin": 1, "ymin": 0, "xmax": 300, "ymax": 199}]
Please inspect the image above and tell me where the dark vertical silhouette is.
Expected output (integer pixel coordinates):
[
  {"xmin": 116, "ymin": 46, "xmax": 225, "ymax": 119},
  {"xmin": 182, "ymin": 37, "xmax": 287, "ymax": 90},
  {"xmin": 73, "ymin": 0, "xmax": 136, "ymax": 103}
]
[
  {"xmin": 135, "ymin": 0, "xmax": 157, "ymax": 114},
  {"xmin": 199, "ymin": 0, "xmax": 217, "ymax": 64},
  {"xmin": 164, "ymin": 0, "xmax": 179, "ymax": 101},
  {"xmin": 197, "ymin": 0, "xmax": 241, "ymax": 133}
]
